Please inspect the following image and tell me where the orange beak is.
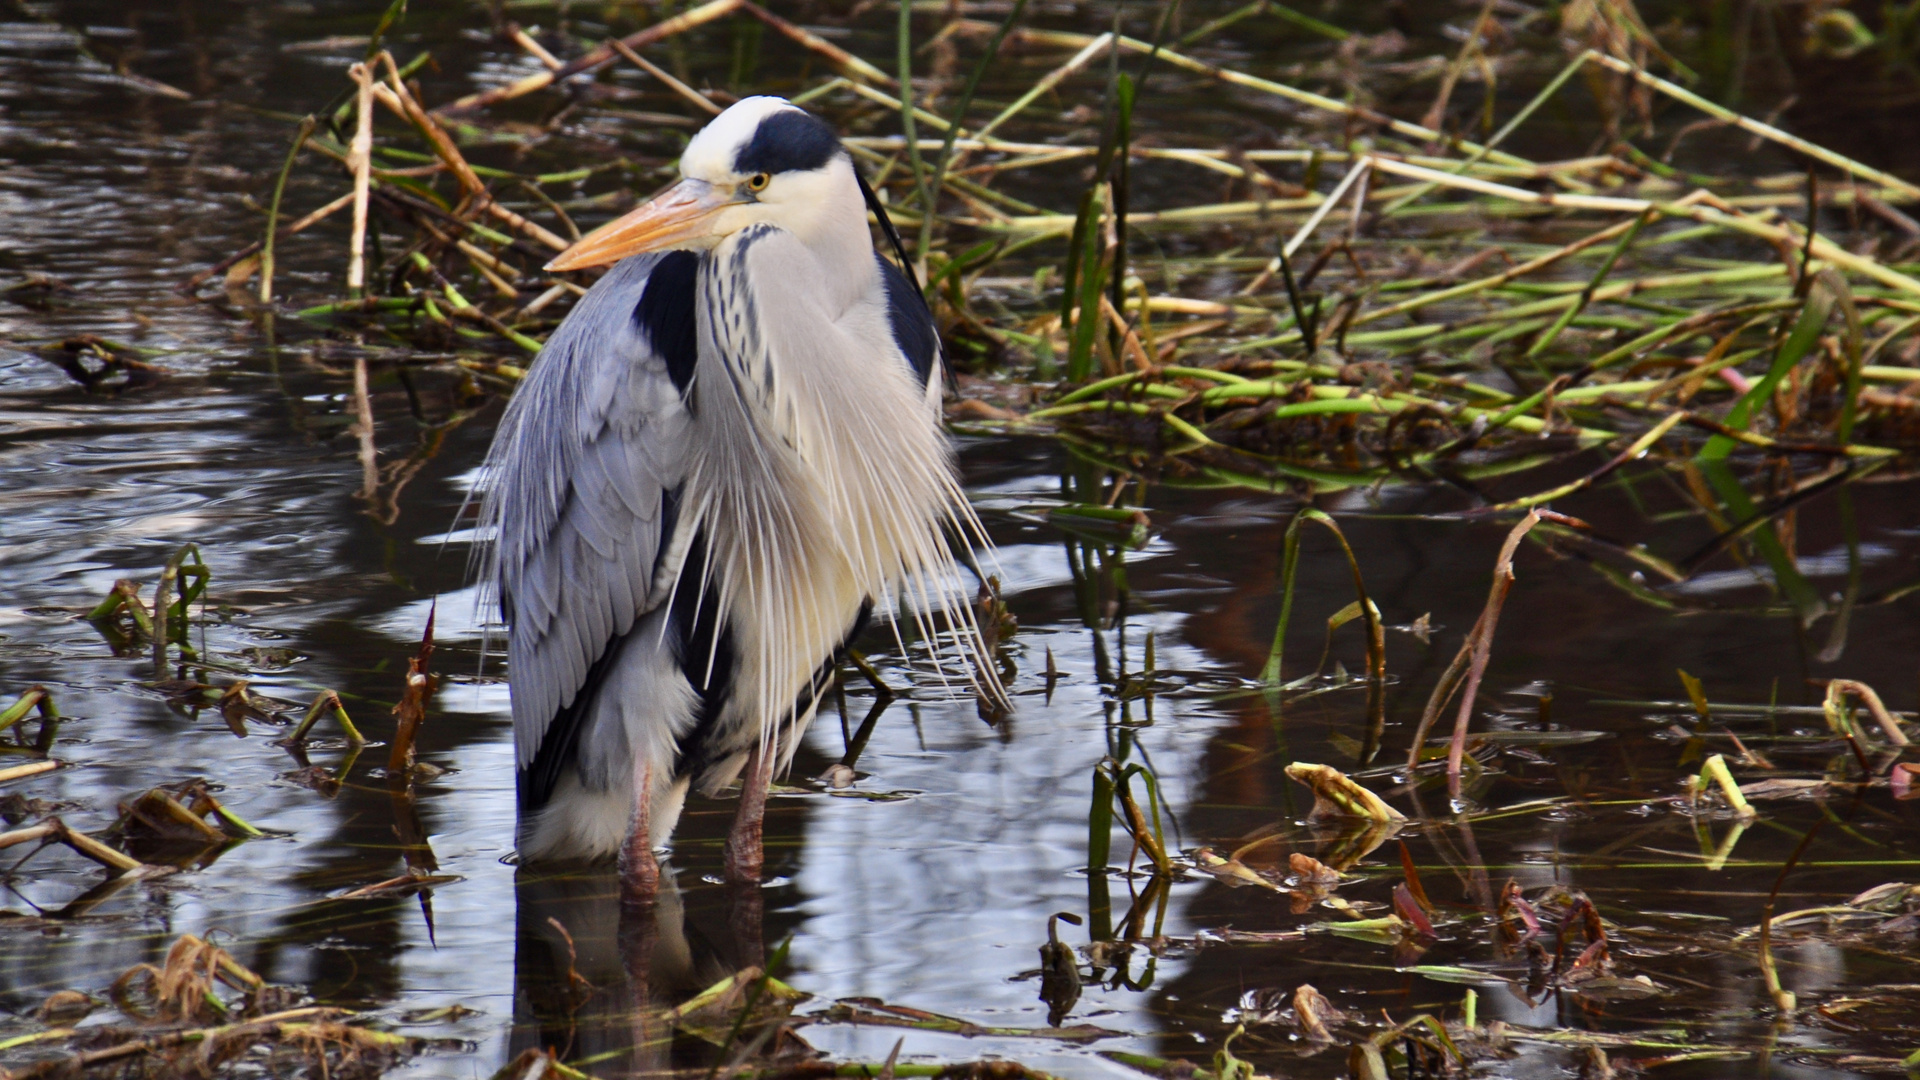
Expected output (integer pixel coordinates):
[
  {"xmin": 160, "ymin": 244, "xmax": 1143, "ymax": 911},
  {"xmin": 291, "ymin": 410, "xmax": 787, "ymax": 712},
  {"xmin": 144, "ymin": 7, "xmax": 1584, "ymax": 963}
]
[{"xmin": 545, "ymin": 179, "xmax": 741, "ymax": 271}]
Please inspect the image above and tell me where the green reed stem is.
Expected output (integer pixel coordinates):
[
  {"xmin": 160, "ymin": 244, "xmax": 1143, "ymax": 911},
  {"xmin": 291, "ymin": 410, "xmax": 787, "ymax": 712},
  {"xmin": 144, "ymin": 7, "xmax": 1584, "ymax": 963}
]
[
  {"xmin": 259, "ymin": 116, "xmax": 317, "ymax": 304},
  {"xmin": 1698, "ymin": 280, "xmax": 1837, "ymax": 461},
  {"xmin": 1526, "ymin": 210, "xmax": 1653, "ymax": 359},
  {"xmin": 1381, "ymin": 49, "xmax": 1590, "ymax": 216},
  {"xmin": 896, "ymin": 0, "xmax": 930, "ymax": 269},
  {"xmin": 917, "ymin": 0, "xmax": 1030, "ymax": 263}
]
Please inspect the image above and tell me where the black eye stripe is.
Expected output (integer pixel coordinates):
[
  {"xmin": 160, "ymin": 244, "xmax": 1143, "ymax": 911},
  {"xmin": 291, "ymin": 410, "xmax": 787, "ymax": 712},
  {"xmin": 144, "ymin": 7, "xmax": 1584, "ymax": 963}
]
[{"xmin": 733, "ymin": 108, "xmax": 842, "ymax": 175}]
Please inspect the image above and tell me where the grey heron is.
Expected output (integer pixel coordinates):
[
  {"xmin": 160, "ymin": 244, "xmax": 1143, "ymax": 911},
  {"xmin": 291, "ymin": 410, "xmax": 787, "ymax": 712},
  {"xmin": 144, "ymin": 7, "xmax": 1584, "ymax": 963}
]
[{"xmin": 479, "ymin": 96, "xmax": 999, "ymax": 895}]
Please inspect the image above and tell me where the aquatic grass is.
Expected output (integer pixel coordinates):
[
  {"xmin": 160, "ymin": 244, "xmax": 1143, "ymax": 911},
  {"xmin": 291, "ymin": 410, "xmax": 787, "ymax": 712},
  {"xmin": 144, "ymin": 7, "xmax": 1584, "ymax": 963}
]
[
  {"xmin": 1261, "ymin": 509, "xmax": 1385, "ymax": 753},
  {"xmin": 284, "ymin": 689, "xmax": 367, "ymax": 748},
  {"xmin": 914, "ymin": 0, "xmax": 1029, "ymax": 270},
  {"xmin": 1086, "ymin": 762, "xmax": 1115, "ymax": 938},
  {"xmin": 0, "ymin": 685, "xmax": 58, "ymax": 735},
  {"xmin": 1697, "ymin": 273, "xmax": 1841, "ymax": 462},
  {"xmin": 258, "ymin": 116, "xmax": 316, "ymax": 304},
  {"xmin": 1061, "ymin": 185, "xmax": 1108, "ymax": 382},
  {"xmin": 1402, "ymin": 512, "xmax": 1542, "ymax": 793},
  {"xmin": 1092, "ymin": 756, "xmax": 1171, "ymax": 875},
  {"xmin": 893, "ymin": 0, "xmax": 929, "ymax": 279},
  {"xmin": 1522, "ymin": 209, "xmax": 1654, "ymax": 361},
  {"xmin": 1691, "ymin": 754, "xmax": 1757, "ymax": 819},
  {"xmin": 1757, "ymin": 822, "xmax": 1826, "ymax": 1013},
  {"xmin": 150, "ymin": 543, "xmax": 210, "ymax": 671}
]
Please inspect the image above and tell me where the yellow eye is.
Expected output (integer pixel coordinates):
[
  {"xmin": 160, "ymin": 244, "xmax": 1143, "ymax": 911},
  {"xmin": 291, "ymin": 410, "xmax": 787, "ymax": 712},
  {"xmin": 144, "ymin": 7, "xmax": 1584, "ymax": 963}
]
[{"xmin": 746, "ymin": 172, "xmax": 771, "ymax": 193}]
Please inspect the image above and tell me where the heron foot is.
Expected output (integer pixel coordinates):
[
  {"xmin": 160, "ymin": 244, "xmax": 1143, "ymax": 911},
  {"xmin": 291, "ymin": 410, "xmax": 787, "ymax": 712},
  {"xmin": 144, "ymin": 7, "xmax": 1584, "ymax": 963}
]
[
  {"xmin": 723, "ymin": 745, "xmax": 772, "ymax": 885},
  {"xmin": 620, "ymin": 836, "xmax": 661, "ymax": 903}
]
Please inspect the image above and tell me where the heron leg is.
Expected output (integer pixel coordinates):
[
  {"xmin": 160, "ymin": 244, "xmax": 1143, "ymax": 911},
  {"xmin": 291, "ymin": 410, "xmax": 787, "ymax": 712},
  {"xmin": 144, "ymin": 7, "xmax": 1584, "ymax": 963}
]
[
  {"xmin": 723, "ymin": 743, "xmax": 772, "ymax": 884},
  {"xmin": 620, "ymin": 757, "xmax": 659, "ymax": 902}
]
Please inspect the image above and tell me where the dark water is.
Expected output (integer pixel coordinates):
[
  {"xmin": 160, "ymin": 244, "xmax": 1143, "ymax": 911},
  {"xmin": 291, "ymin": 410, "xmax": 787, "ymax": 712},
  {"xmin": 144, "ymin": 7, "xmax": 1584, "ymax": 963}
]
[{"xmin": 2, "ymin": 3, "xmax": 1918, "ymax": 1078}]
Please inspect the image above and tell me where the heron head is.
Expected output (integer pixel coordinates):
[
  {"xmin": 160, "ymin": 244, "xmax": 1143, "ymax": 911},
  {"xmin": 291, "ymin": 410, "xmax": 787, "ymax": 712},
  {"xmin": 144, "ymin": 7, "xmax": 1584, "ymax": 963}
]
[{"xmin": 547, "ymin": 97, "xmax": 855, "ymax": 272}]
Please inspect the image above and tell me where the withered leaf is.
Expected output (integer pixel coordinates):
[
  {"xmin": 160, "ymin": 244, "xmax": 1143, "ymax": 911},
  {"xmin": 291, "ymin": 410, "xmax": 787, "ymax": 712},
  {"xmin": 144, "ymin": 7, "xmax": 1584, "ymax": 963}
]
[
  {"xmin": 1288, "ymin": 852, "xmax": 1342, "ymax": 886},
  {"xmin": 1292, "ymin": 983, "xmax": 1343, "ymax": 1042},
  {"xmin": 1284, "ymin": 763, "xmax": 1406, "ymax": 823}
]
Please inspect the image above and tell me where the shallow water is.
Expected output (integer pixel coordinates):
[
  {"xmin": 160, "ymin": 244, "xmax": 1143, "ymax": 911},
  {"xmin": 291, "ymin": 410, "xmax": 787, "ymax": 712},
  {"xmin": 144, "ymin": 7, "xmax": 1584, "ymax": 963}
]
[{"xmin": 3, "ymin": 3, "xmax": 1919, "ymax": 1078}]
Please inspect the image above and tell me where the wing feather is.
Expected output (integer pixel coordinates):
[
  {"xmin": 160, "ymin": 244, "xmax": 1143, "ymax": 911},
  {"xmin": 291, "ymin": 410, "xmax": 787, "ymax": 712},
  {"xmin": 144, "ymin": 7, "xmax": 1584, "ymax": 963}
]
[{"xmin": 478, "ymin": 253, "xmax": 698, "ymax": 792}]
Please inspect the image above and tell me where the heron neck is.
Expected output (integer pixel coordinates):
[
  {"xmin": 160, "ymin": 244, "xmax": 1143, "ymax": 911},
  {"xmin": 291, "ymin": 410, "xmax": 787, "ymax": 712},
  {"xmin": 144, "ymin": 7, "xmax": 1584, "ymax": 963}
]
[{"xmin": 782, "ymin": 157, "xmax": 880, "ymax": 314}]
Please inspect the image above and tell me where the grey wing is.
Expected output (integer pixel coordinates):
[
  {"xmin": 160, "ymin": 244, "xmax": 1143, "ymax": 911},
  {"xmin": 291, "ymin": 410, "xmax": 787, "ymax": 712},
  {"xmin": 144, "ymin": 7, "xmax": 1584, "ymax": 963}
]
[{"xmin": 477, "ymin": 253, "xmax": 696, "ymax": 809}]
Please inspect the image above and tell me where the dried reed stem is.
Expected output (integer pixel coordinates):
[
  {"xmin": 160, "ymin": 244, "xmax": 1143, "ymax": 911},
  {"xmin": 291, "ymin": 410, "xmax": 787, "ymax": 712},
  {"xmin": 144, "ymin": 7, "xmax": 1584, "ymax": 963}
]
[
  {"xmin": 609, "ymin": 38, "xmax": 722, "ymax": 116},
  {"xmin": 1367, "ymin": 157, "xmax": 1920, "ymax": 297},
  {"xmin": 438, "ymin": 0, "xmax": 745, "ymax": 113},
  {"xmin": 1443, "ymin": 503, "xmax": 1543, "ymax": 791},
  {"xmin": 1586, "ymin": 51, "xmax": 1920, "ymax": 200},
  {"xmin": 346, "ymin": 63, "xmax": 375, "ymax": 294},
  {"xmin": 973, "ymin": 32, "xmax": 1114, "ymax": 145}
]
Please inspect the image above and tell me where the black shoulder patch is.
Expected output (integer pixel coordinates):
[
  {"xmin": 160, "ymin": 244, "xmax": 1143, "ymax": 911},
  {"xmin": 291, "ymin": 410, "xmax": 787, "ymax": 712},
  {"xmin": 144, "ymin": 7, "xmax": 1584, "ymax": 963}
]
[
  {"xmin": 734, "ymin": 108, "xmax": 842, "ymax": 175},
  {"xmin": 634, "ymin": 250, "xmax": 700, "ymax": 393},
  {"xmin": 878, "ymin": 253, "xmax": 937, "ymax": 386}
]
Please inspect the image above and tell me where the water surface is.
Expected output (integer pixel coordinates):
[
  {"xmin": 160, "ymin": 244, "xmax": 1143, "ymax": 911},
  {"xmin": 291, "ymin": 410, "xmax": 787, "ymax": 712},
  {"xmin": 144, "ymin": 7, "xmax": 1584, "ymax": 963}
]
[{"xmin": 2, "ymin": 4, "xmax": 1918, "ymax": 1078}]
